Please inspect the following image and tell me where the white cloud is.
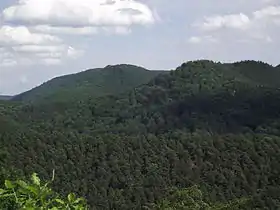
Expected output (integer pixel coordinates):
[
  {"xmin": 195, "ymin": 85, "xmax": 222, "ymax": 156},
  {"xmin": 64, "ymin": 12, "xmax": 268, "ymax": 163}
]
[
  {"xmin": 35, "ymin": 52, "xmax": 63, "ymax": 59},
  {"xmin": 12, "ymin": 45, "xmax": 65, "ymax": 53},
  {"xmin": 188, "ymin": 36, "xmax": 201, "ymax": 44},
  {"xmin": 188, "ymin": 35, "xmax": 218, "ymax": 44},
  {"xmin": 102, "ymin": 26, "xmax": 131, "ymax": 35},
  {"xmin": 0, "ymin": 58, "xmax": 17, "ymax": 67},
  {"xmin": 0, "ymin": 48, "xmax": 13, "ymax": 58},
  {"xmin": 191, "ymin": 4, "xmax": 280, "ymax": 44},
  {"xmin": 0, "ymin": 0, "xmax": 154, "ymax": 68},
  {"xmin": 0, "ymin": 48, "xmax": 16, "ymax": 67},
  {"xmin": 0, "ymin": 25, "xmax": 61, "ymax": 46},
  {"xmin": 3, "ymin": 0, "xmax": 155, "ymax": 27},
  {"xmin": 31, "ymin": 25, "xmax": 131, "ymax": 35},
  {"xmin": 10, "ymin": 44, "xmax": 83, "ymax": 62},
  {"xmin": 32, "ymin": 25, "xmax": 99, "ymax": 35},
  {"xmin": 67, "ymin": 46, "xmax": 84, "ymax": 59},
  {"xmin": 41, "ymin": 58, "xmax": 62, "ymax": 65},
  {"xmin": 253, "ymin": 6, "xmax": 280, "ymax": 19},
  {"xmin": 0, "ymin": 25, "xmax": 83, "ymax": 67},
  {"xmin": 195, "ymin": 13, "xmax": 251, "ymax": 31}
]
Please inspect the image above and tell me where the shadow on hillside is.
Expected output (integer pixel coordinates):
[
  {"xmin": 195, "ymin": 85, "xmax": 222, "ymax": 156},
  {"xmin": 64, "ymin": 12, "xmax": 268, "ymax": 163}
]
[{"xmin": 162, "ymin": 89, "xmax": 280, "ymax": 134}]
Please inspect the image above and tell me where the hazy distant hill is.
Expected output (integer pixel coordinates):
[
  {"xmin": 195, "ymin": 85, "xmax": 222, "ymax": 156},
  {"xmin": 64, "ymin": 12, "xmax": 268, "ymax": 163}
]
[
  {"xmin": 12, "ymin": 64, "xmax": 165, "ymax": 103},
  {"xmin": 0, "ymin": 95, "xmax": 12, "ymax": 100}
]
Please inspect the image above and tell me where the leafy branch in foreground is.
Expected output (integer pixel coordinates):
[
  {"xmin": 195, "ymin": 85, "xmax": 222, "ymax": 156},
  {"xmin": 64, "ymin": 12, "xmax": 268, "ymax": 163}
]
[{"xmin": 0, "ymin": 170, "xmax": 89, "ymax": 209}]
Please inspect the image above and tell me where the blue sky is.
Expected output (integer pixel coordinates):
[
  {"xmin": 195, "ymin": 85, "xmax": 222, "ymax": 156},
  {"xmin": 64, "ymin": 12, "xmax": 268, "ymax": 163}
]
[{"xmin": 0, "ymin": 0, "xmax": 280, "ymax": 95}]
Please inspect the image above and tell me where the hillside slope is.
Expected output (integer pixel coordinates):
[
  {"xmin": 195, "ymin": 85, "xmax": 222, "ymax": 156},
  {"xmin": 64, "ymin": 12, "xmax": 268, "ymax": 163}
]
[
  {"xmin": 1, "ymin": 60, "xmax": 280, "ymax": 209},
  {"xmin": 12, "ymin": 64, "xmax": 165, "ymax": 103}
]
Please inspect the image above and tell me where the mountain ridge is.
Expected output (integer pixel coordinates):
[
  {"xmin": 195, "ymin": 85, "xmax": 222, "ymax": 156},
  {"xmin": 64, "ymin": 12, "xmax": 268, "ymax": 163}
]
[
  {"xmin": 0, "ymin": 95, "xmax": 12, "ymax": 101},
  {"xmin": 9, "ymin": 60, "xmax": 280, "ymax": 102},
  {"xmin": 12, "ymin": 64, "xmax": 166, "ymax": 103}
]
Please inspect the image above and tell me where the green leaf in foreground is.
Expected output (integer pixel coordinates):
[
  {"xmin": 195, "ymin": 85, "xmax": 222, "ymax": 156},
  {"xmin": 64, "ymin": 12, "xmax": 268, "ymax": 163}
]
[
  {"xmin": 0, "ymin": 171, "xmax": 89, "ymax": 209},
  {"xmin": 31, "ymin": 173, "xmax": 40, "ymax": 186}
]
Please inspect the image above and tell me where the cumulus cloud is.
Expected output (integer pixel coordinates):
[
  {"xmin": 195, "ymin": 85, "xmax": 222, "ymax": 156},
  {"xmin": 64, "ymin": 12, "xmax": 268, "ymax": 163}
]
[
  {"xmin": 9, "ymin": 44, "xmax": 83, "ymax": 65},
  {"xmin": 31, "ymin": 25, "xmax": 99, "ymax": 35},
  {"xmin": 2, "ymin": 0, "xmax": 155, "ymax": 27},
  {"xmin": 0, "ymin": 25, "xmax": 83, "ymax": 67},
  {"xmin": 190, "ymin": 4, "xmax": 280, "ymax": 44},
  {"xmin": 31, "ymin": 25, "xmax": 131, "ymax": 35},
  {"xmin": 12, "ymin": 45, "xmax": 65, "ymax": 53},
  {"xmin": 195, "ymin": 13, "xmax": 251, "ymax": 31},
  {"xmin": 0, "ymin": 0, "xmax": 155, "ymax": 68},
  {"xmin": 253, "ymin": 6, "xmax": 280, "ymax": 19},
  {"xmin": 0, "ymin": 25, "xmax": 61, "ymax": 46}
]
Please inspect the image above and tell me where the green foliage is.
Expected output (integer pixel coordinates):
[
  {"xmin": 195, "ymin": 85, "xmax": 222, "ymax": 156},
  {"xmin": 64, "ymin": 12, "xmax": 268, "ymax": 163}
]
[
  {"xmin": 152, "ymin": 186, "xmax": 210, "ymax": 209},
  {"xmin": 0, "ymin": 171, "xmax": 88, "ymax": 209},
  {"xmin": 152, "ymin": 186, "xmax": 250, "ymax": 210}
]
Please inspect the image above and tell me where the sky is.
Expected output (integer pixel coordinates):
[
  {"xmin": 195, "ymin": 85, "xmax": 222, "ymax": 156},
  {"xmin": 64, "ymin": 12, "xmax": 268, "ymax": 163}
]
[{"xmin": 0, "ymin": 0, "xmax": 280, "ymax": 95}]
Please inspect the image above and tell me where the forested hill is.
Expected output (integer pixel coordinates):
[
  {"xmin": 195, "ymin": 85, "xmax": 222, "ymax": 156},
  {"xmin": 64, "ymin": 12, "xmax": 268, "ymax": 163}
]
[
  {"xmin": 231, "ymin": 61, "xmax": 280, "ymax": 87},
  {"xmin": 1, "ymin": 60, "xmax": 280, "ymax": 209},
  {"xmin": 12, "ymin": 64, "xmax": 165, "ymax": 103}
]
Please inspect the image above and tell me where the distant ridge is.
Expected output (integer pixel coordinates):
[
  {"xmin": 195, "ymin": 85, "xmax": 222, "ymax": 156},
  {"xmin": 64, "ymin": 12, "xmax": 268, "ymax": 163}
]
[
  {"xmin": 11, "ymin": 60, "xmax": 280, "ymax": 104},
  {"xmin": 0, "ymin": 95, "xmax": 12, "ymax": 100},
  {"xmin": 230, "ymin": 60, "xmax": 280, "ymax": 87},
  {"xmin": 12, "ymin": 64, "xmax": 166, "ymax": 103}
]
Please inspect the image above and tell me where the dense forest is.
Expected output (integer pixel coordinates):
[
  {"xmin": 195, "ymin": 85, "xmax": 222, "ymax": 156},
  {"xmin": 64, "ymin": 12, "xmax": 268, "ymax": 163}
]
[{"xmin": 1, "ymin": 60, "xmax": 280, "ymax": 209}]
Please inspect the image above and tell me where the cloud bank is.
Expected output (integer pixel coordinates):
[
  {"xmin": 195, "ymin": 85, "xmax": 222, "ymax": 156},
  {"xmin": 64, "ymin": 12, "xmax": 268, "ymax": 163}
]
[
  {"xmin": 0, "ymin": 0, "xmax": 155, "ymax": 67},
  {"xmin": 189, "ymin": 5, "xmax": 280, "ymax": 44}
]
